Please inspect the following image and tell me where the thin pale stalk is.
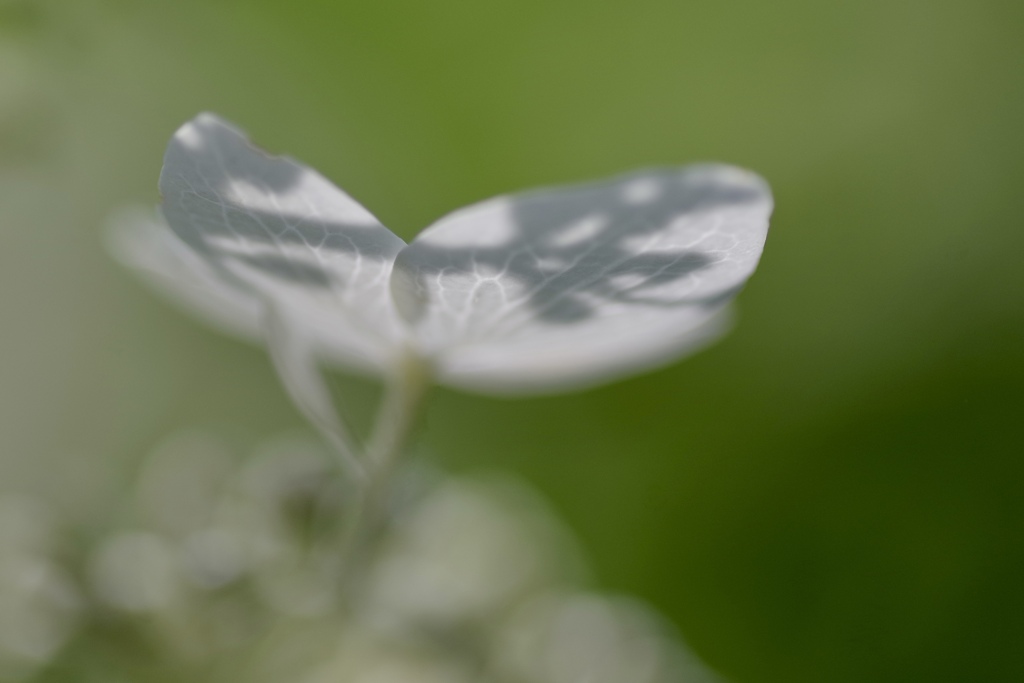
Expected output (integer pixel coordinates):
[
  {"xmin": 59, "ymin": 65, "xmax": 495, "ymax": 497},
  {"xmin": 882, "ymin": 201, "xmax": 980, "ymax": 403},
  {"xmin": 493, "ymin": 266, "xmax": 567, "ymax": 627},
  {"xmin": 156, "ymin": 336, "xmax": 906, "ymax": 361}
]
[
  {"xmin": 333, "ymin": 348, "xmax": 433, "ymax": 595},
  {"xmin": 264, "ymin": 307, "xmax": 367, "ymax": 484}
]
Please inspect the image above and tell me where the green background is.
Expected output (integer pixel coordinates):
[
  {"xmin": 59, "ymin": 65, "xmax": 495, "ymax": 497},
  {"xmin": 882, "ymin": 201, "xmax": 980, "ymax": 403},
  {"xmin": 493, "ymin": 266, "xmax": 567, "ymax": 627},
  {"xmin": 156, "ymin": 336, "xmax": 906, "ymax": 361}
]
[{"xmin": 2, "ymin": 0, "xmax": 1023, "ymax": 681}]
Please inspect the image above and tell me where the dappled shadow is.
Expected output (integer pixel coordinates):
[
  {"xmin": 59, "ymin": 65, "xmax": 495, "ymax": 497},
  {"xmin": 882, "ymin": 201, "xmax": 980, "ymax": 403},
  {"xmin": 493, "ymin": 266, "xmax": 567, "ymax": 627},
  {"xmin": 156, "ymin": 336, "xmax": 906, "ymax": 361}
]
[
  {"xmin": 160, "ymin": 114, "xmax": 764, "ymax": 328},
  {"xmin": 160, "ymin": 114, "xmax": 405, "ymax": 293},
  {"xmin": 394, "ymin": 170, "xmax": 764, "ymax": 325}
]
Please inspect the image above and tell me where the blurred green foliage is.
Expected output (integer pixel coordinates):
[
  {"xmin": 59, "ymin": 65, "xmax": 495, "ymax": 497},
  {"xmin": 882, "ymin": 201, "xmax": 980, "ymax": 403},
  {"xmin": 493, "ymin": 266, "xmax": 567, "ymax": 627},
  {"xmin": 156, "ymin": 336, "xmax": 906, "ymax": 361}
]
[{"xmin": 1, "ymin": 0, "xmax": 1022, "ymax": 681}]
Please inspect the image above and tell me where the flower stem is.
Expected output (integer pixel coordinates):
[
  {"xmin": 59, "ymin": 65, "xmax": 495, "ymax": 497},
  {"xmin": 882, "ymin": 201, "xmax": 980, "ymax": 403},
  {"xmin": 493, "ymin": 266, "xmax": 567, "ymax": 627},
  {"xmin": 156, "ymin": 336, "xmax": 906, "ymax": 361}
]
[
  {"xmin": 334, "ymin": 348, "xmax": 432, "ymax": 596},
  {"xmin": 265, "ymin": 306, "xmax": 367, "ymax": 483}
]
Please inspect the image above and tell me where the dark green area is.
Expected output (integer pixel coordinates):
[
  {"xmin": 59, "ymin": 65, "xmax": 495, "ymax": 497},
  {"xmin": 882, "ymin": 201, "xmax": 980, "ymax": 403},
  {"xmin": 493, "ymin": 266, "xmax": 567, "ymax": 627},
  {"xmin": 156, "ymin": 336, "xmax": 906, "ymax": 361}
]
[{"xmin": 2, "ymin": 1, "xmax": 1022, "ymax": 681}]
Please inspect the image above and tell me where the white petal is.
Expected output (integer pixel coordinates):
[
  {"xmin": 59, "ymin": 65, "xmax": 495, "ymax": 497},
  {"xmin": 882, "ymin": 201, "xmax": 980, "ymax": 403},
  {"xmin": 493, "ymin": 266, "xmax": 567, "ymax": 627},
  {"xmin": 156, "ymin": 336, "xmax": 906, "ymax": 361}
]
[
  {"xmin": 159, "ymin": 113, "xmax": 407, "ymax": 374},
  {"xmin": 106, "ymin": 206, "xmax": 265, "ymax": 341},
  {"xmin": 108, "ymin": 209, "xmax": 365, "ymax": 476},
  {"xmin": 391, "ymin": 166, "xmax": 772, "ymax": 394}
]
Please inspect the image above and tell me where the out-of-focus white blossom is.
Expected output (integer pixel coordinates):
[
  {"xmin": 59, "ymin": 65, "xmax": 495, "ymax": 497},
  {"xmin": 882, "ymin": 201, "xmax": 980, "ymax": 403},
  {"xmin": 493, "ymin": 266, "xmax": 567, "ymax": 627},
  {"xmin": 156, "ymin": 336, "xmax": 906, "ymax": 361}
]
[
  {"xmin": 32, "ymin": 430, "xmax": 722, "ymax": 682},
  {"xmin": 0, "ymin": 496, "xmax": 81, "ymax": 681}
]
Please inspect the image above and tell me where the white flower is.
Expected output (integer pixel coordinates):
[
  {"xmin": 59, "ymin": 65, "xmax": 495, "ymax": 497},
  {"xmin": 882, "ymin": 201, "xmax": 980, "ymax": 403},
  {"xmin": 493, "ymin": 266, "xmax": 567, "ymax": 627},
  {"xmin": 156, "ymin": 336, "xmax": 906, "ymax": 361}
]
[
  {"xmin": 113, "ymin": 113, "xmax": 771, "ymax": 389},
  {"xmin": 109, "ymin": 113, "xmax": 771, "ymax": 473}
]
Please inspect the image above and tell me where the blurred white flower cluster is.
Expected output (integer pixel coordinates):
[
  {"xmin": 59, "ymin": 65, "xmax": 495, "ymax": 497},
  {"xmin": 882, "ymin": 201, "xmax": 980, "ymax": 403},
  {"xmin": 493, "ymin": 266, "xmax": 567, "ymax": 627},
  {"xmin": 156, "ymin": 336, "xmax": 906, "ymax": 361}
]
[
  {"xmin": 0, "ymin": 430, "xmax": 719, "ymax": 683},
  {"xmin": 0, "ymin": 497, "xmax": 80, "ymax": 681}
]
